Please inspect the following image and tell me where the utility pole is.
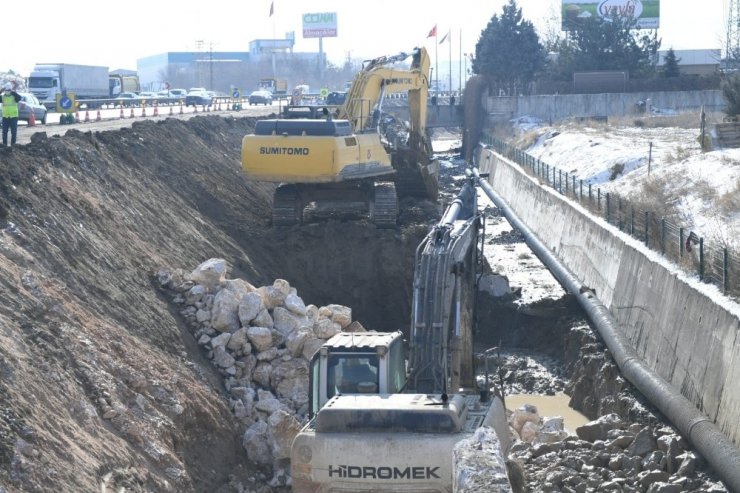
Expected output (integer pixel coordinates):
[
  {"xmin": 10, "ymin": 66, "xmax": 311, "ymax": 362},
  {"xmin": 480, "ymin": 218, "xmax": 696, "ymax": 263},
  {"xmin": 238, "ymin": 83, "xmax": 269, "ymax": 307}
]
[{"xmin": 728, "ymin": 0, "xmax": 740, "ymax": 68}]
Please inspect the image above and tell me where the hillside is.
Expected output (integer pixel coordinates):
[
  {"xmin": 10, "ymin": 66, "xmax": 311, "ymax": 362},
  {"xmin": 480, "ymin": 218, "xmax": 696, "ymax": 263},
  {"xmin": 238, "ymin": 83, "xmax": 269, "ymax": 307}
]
[{"xmin": 0, "ymin": 116, "xmax": 433, "ymax": 492}]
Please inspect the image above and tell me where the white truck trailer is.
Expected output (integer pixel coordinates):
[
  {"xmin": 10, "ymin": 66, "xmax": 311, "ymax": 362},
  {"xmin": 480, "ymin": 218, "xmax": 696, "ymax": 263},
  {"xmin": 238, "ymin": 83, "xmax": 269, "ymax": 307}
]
[{"xmin": 27, "ymin": 63, "xmax": 109, "ymax": 109}]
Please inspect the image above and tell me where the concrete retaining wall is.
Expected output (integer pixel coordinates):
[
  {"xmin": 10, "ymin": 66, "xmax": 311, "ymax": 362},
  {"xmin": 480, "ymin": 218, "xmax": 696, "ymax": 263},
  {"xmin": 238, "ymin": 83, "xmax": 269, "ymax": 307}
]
[
  {"xmin": 478, "ymin": 149, "xmax": 740, "ymax": 447},
  {"xmin": 486, "ymin": 90, "xmax": 725, "ymax": 123}
]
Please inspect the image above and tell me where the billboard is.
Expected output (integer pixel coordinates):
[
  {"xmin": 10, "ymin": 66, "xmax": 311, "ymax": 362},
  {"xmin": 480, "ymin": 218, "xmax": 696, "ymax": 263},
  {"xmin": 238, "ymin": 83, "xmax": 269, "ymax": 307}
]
[
  {"xmin": 302, "ymin": 12, "xmax": 338, "ymax": 38},
  {"xmin": 562, "ymin": 0, "xmax": 659, "ymax": 30}
]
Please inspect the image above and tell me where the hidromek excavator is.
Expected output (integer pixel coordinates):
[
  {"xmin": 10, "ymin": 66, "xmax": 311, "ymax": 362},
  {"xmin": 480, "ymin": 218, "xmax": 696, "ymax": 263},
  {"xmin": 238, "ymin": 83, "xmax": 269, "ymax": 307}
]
[
  {"xmin": 290, "ymin": 171, "xmax": 513, "ymax": 493},
  {"xmin": 240, "ymin": 47, "xmax": 438, "ymax": 227}
]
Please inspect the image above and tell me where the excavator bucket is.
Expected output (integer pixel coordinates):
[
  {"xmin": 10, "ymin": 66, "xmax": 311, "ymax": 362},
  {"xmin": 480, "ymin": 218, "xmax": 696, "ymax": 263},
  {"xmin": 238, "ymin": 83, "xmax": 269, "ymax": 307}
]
[{"xmin": 391, "ymin": 148, "xmax": 439, "ymax": 201}]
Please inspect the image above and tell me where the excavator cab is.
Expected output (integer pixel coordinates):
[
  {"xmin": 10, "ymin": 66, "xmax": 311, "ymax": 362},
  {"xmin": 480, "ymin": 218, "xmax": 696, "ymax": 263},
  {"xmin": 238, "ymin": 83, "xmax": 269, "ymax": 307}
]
[{"xmin": 308, "ymin": 331, "xmax": 407, "ymax": 416}]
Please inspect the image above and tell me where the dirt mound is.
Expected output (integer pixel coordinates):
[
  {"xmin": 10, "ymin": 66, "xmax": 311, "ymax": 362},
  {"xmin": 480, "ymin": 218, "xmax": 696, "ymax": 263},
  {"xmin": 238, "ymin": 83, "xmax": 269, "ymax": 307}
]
[{"xmin": 0, "ymin": 115, "xmax": 435, "ymax": 492}]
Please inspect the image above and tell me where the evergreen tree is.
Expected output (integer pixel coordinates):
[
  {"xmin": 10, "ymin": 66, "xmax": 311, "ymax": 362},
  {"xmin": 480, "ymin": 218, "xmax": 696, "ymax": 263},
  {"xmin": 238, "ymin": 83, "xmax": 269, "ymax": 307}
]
[
  {"xmin": 548, "ymin": 14, "xmax": 660, "ymax": 80},
  {"xmin": 472, "ymin": 0, "xmax": 546, "ymax": 94},
  {"xmin": 722, "ymin": 73, "xmax": 740, "ymax": 118},
  {"xmin": 662, "ymin": 48, "xmax": 681, "ymax": 78}
]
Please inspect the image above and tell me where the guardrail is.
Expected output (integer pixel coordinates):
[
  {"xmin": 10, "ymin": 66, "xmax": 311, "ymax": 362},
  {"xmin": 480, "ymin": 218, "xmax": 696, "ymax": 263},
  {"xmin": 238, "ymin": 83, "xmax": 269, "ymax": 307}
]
[{"xmin": 49, "ymin": 95, "xmax": 250, "ymax": 111}]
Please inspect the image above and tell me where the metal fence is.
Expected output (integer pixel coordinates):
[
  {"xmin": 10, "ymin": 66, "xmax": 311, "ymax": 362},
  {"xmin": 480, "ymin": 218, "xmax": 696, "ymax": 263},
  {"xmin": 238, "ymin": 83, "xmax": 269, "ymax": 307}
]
[{"xmin": 482, "ymin": 136, "xmax": 739, "ymax": 299}]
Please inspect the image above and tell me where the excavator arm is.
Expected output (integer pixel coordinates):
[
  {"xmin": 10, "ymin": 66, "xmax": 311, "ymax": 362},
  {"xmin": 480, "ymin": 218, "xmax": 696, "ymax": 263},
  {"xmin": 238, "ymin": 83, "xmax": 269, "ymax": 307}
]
[
  {"xmin": 408, "ymin": 174, "xmax": 483, "ymax": 394},
  {"xmin": 338, "ymin": 47, "xmax": 431, "ymax": 156}
]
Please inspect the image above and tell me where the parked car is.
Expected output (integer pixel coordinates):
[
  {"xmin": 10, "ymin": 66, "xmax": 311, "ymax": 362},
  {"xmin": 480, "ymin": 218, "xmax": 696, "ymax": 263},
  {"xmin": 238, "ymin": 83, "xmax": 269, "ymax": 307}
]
[
  {"xmin": 157, "ymin": 88, "xmax": 187, "ymax": 104},
  {"xmin": 248, "ymin": 90, "xmax": 273, "ymax": 106},
  {"xmin": 17, "ymin": 92, "xmax": 47, "ymax": 124},
  {"xmin": 114, "ymin": 92, "xmax": 140, "ymax": 107},
  {"xmin": 185, "ymin": 89, "xmax": 213, "ymax": 107},
  {"xmin": 138, "ymin": 91, "xmax": 158, "ymax": 105},
  {"xmin": 325, "ymin": 91, "xmax": 347, "ymax": 106}
]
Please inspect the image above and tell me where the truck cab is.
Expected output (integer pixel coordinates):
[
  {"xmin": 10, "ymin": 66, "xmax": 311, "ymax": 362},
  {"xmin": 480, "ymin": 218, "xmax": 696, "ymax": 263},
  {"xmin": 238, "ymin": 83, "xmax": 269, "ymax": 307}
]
[
  {"xmin": 308, "ymin": 331, "xmax": 406, "ymax": 416},
  {"xmin": 27, "ymin": 67, "xmax": 60, "ymax": 104}
]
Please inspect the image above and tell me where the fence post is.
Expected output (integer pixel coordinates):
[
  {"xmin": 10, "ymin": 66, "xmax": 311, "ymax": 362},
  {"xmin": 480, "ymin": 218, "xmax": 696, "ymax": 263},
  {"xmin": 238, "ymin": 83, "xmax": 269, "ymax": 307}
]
[
  {"xmin": 589, "ymin": 184, "xmax": 592, "ymax": 202},
  {"xmin": 644, "ymin": 211, "xmax": 649, "ymax": 246},
  {"xmin": 559, "ymin": 170, "xmax": 562, "ymax": 193},
  {"xmin": 618, "ymin": 197, "xmax": 622, "ymax": 231},
  {"xmin": 572, "ymin": 175, "xmax": 576, "ymax": 197},
  {"xmin": 606, "ymin": 193, "xmax": 611, "ymax": 223},
  {"xmin": 699, "ymin": 238, "xmax": 704, "ymax": 281},
  {"xmin": 597, "ymin": 188, "xmax": 601, "ymax": 210},
  {"xmin": 661, "ymin": 218, "xmax": 666, "ymax": 255},
  {"xmin": 630, "ymin": 207, "xmax": 635, "ymax": 236},
  {"xmin": 724, "ymin": 248, "xmax": 728, "ymax": 294},
  {"xmin": 679, "ymin": 228, "xmax": 684, "ymax": 257},
  {"xmin": 580, "ymin": 180, "xmax": 583, "ymax": 201},
  {"xmin": 565, "ymin": 172, "xmax": 569, "ymax": 194}
]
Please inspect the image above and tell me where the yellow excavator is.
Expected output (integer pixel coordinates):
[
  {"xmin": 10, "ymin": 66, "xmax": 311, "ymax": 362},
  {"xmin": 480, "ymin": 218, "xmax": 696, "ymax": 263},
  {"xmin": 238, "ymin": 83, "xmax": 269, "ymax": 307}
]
[{"xmin": 241, "ymin": 47, "xmax": 438, "ymax": 227}]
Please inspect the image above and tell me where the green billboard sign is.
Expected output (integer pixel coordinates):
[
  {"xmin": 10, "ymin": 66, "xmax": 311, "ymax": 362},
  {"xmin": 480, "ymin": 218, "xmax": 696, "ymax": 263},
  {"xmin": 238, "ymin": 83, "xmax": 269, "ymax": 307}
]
[{"xmin": 562, "ymin": 0, "xmax": 659, "ymax": 30}]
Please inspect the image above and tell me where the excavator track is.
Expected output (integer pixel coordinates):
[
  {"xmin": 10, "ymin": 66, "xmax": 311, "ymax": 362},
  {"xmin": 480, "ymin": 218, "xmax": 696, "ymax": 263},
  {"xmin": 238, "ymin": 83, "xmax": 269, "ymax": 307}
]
[
  {"xmin": 272, "ymin": 184, "xmax": 303, "ymax": 226},
  {"xmin": 370, "ymin": 182, "xmax": 398, "ymax": 228}
]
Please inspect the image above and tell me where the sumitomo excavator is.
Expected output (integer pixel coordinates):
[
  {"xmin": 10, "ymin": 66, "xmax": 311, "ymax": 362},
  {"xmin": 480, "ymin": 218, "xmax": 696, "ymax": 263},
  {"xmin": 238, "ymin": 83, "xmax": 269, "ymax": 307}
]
[
  {"xmin": 240, "ymin": 47, "xmax": 438, "ymax": 227},
  {"xmin": 290, "ymin": 171, "xmax": 512, "ymax": 493}
]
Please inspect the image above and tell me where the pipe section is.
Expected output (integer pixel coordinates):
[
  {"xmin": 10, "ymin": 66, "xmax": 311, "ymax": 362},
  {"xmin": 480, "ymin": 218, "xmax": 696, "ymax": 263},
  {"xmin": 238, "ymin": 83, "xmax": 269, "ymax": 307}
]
[{"xmin": 471, "ymin": 167, "xmax": 740, "ymax": 492}]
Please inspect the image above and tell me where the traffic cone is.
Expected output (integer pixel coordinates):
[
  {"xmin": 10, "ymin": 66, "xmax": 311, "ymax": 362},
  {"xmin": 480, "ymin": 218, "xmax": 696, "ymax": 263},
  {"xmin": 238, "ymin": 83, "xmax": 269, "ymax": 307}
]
[
  {"xmin": 28, "ymin": 110, "xmax": 36, "ymax": 127},
  {"xmin": 84, "ymin": 110, "xmax": 90, "ymax": 122},
  {"xmin": 153, "ymin": 102, "xmax": 159, "ymax": 117},
  {"xmin": 96, "ymin": 109, "xmax": 102, "ymax": 122},
  {"xmin": 169, "ymin": 105, "xmax": 173, "ymax": 116},
  {"xmin": 194, "ymin": 104, "xmax": 198, "ymax": 113},
  {"xmin": 75, "ymin": 109, "xmax": 80, "ymax": 122},
  {"xmin": 119, "ymin": 106, "xmax": 125, "ymax": 119},
  {"xmin": 141, "ymin": 105, "xmax": 146, "ymax": 117},
  {"xmin": 129, "ymin": 107, "xmax": 135, "ymax": 118},
  {"xmin": 179, "ymin": 102, "xmax": 184, "ymax": 114}
]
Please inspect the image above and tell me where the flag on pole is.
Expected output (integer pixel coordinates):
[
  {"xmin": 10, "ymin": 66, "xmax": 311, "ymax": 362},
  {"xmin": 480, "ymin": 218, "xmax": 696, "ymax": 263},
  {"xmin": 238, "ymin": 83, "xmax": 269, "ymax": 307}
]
[
  {"xmin": 427, "ymin": 25, "xmax": 437, "ymax": 38},
  {"xmin": 439, "ymin": 30, "xmax": 450, "ymax": 44},
  {"xmin": 269, "ymin": 1, "xmax": 274, "ymax": 16}
]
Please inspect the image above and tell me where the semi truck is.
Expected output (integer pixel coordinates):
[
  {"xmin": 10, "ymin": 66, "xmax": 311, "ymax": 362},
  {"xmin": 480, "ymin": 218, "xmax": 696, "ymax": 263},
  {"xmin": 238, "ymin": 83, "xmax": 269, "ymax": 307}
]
[
  {"xmin": 27, "ymin": 63, "xmax": 109, "ymax": 109},
  {"xmin": 259, "ymin": 77, "xmax": 289, "ymax": 98},
  {"xmin": 291, "ymin": 174, "xmax": 513, "ymax": 492},
  {"xmin": 109, "ymin": 73, "xmax": 140, "ymax": 97}
]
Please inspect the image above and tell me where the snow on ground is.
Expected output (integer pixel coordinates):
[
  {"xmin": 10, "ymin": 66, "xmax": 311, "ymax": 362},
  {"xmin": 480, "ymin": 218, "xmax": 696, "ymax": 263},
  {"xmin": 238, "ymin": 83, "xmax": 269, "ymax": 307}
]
[{"xmin": 515, "ymin": 118, "xmax": 740, "ymax": 249}]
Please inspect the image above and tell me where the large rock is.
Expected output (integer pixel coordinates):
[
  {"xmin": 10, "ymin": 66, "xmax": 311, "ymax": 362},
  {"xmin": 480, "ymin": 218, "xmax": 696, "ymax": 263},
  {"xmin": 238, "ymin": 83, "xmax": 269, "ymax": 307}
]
[
  {"xmin": 226, "ymin": 327, "xmax": 250, "ymax": 351},
  {"xmin": 247, "ymin": 326, "xmax": 274, "ymax": 352},
  {"xmin": 190, "ymin": 258, "xmax": 228, "ymax": 289},
  {"xmin": 211, "ymin": 281, "xmax": 253, "ymax": 332},
  {"xmin": 576, "ymin": 414, "xmax": 623, "ymax": 442},
  {"xmin": 326, "ymin": 304, "xmax": 352, "ymax": 328},
  {"xmin": 628, "ymin": 427, "xmax": 657, "ymax": 457},
  {"xmin": 314, "ymin": 318, "xmax": 341, "ymax": 339},
  {"xmin": 243, "ymin": 421, "xmax": 272, "ymax": 465},
  {"xmin": 285, "ymin": 328, "xmax": 310, "ymax": 357},
  {"xmin": 273, "ymin": 306, "xmax": 310, "ymax": 337},
  {"xmin": 271, "ymin": 359, "xmax": 309, "ymax": 401},
  {"xmin": 238, "ymin": 292, "xmax": 264, "ymax": 325},
  {"xmin": 252, "ymin": 308, "xmax": 274, "ymax": 329},
  {"xmin": 268, "ymin": 410, "xmax": 304, "ymax": 460},
  {"xmin": 185, "ymin": 284, "xmax": 206, "ymax": 305},
  {"xmin": 284, "ymin": 293, "xmax": 307, "ymax": 316},
  {"xmin": 259, "ymin": 285, "xmax": 287, "ymax": 310},
  {"xmin": 252, "ymin": 362, "xmax": 273, "ymax": 388},
  {"xmin": 302, "ymin": 336, "xmax": 325, "ymax": 360}
]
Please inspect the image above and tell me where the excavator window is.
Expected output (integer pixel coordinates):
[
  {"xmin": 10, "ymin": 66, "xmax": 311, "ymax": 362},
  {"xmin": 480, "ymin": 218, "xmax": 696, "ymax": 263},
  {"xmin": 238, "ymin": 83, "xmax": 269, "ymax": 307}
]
[{"xmin": 327, "ymin": 355, "xmax": 379, "ymax": 396}]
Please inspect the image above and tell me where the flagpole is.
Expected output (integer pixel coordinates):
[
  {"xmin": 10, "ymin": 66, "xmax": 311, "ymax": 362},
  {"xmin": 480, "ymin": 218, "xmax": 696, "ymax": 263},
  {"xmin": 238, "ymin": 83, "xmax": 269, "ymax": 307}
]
[
  {"xmin": 458, "ymin": 29, "xmax": 462, "ymax": 96},
  {"xmin": 448, "ymin": 31, "xmax": 452, "ymax": 100},
  {"xmin": 435, "ymin": 38, "xmax": 438, "ymax": 94}
]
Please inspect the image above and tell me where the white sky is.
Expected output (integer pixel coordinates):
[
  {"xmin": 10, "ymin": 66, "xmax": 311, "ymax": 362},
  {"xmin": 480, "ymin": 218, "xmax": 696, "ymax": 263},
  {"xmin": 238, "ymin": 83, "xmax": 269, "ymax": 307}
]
[{"xmin": 7, "ymin": 0, "xmax": 727, "ymax": 76}]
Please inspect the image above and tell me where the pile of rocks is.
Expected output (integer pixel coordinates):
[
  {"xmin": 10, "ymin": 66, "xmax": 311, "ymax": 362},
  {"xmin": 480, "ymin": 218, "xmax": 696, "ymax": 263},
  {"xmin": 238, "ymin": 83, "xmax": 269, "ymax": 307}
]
[
  {"xmin": 158, "ymin": 258, "xmax": 363, "ymax": 488},
  {"xmin": 507, "ymin": 407, "xmax": 727, "ymax": 493}
]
